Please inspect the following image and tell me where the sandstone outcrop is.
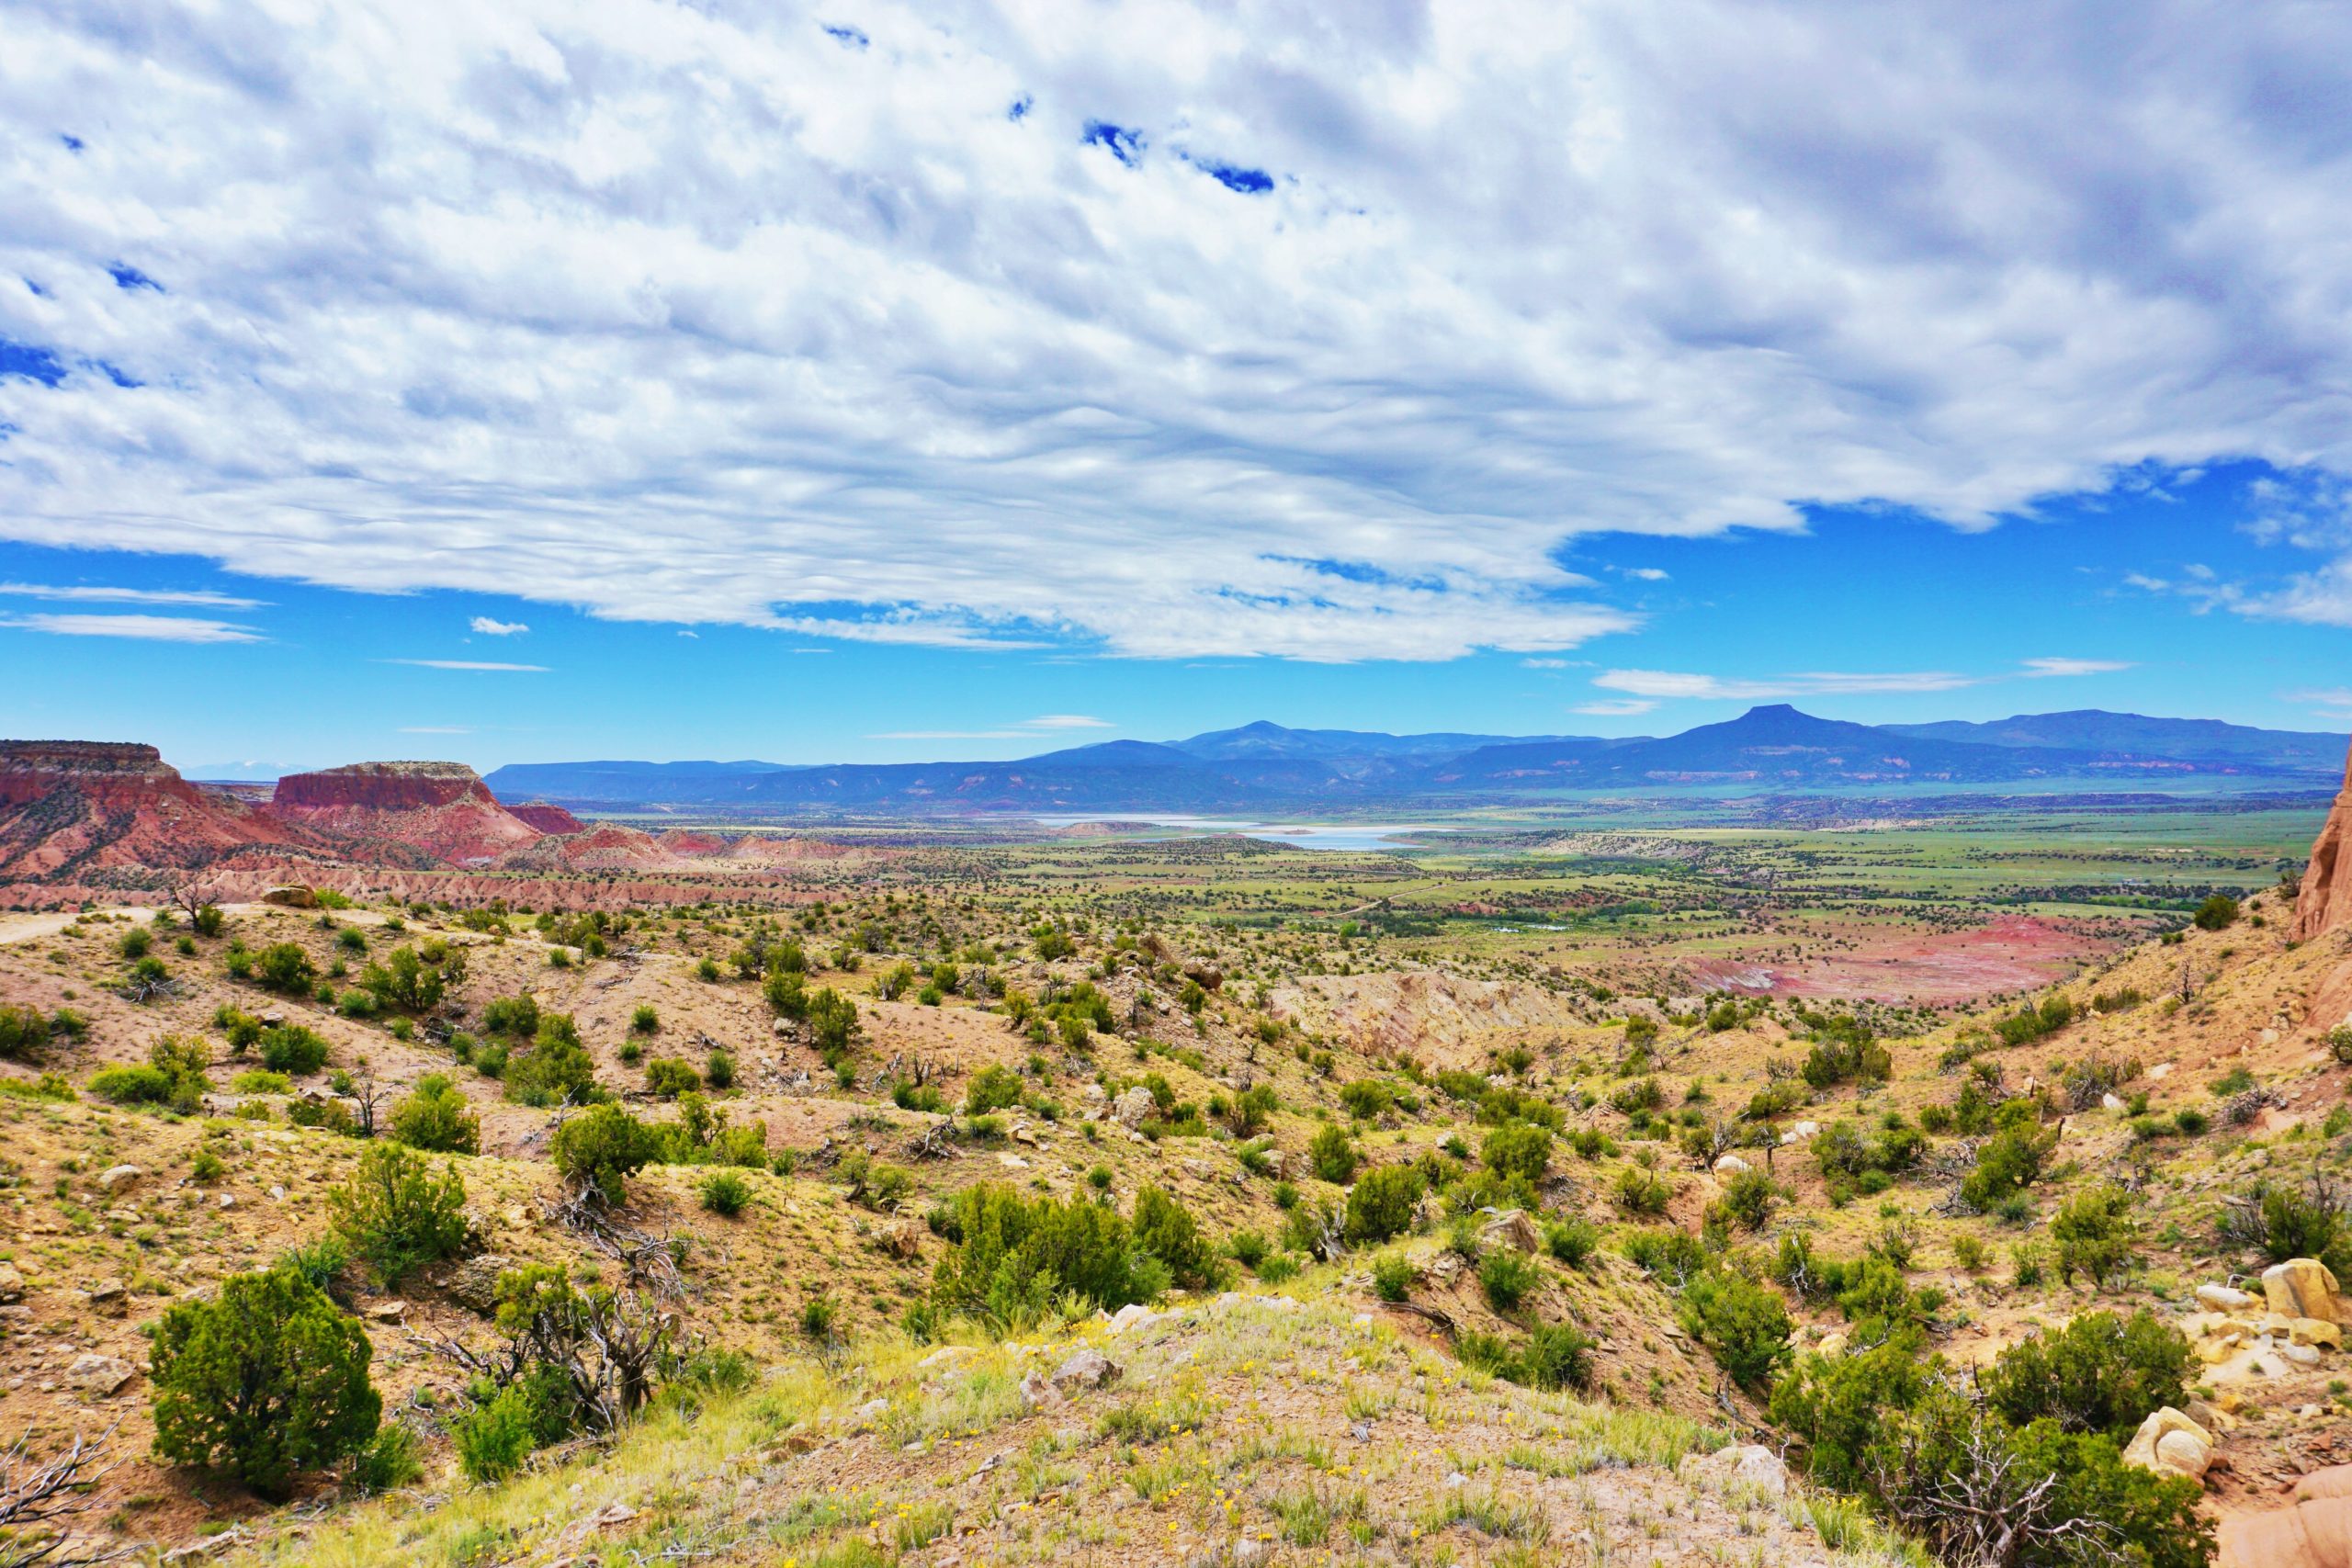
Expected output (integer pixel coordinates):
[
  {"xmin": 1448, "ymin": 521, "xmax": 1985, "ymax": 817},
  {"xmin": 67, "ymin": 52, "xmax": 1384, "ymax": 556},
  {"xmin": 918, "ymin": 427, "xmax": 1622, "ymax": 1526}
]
[
  {"xmin": 0, "ymin": 740, "xmax": 310, "ymax": 880},
  {"xmin": 2295, "ymin": 736, "xmax": 2352, "ymax": 942},
  {"xmin": 272, "ymin": 761, "xmax": 542, "ymax": 863},
  {"xmin": 508, "ymin": 802, "xmax": 586, "ymax": 834},
  {"xmin": 2121, "ymin": 1406, "xmax": 2213, "ymax": 1483}
]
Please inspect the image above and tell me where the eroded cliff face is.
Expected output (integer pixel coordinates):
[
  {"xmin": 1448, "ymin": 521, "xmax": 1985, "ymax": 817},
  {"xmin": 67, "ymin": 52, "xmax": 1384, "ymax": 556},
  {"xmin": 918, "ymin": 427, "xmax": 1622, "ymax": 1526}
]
[
  {"xmin": 271, "ymin": 761, "xmax": 543, "ymax": 863},
  {"xmin": 0, "ymin": 741, "xmax": 307, "ymax": 879},
  {"xmin": 508, "ymin": 802, "xmax": 586, "ymax": 834},
  {"xmin": 2294, "ymin": 739, "xmax": 2352, "ymax": 942},
  {"xmin": 273, "ymin": 761, "xmax": 503, "ymax": 812}
]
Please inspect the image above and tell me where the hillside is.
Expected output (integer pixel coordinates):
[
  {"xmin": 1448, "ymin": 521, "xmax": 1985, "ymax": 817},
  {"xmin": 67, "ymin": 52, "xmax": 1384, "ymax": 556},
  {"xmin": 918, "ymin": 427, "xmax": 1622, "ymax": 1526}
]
[{"xmin": 0, "ymin": 815, "xmax": 2342, "ymax": 1564}]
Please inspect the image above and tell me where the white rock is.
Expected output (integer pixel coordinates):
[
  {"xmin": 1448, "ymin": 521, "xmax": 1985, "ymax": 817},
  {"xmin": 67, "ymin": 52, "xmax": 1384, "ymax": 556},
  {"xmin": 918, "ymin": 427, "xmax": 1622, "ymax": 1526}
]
[
  {"xmin": 97, "ymin": 1165, "xmax": 141, "ymax": 1194},
  {"xmin": 1679, "ymin": 1444, "xmax": 1789, "ymax": 1498},
  {"xmin": 1713, "ymin": 1155, "xmax": 1752, "ymax": 1175},
  {"xmin": 2196, "ymin": 1284, "xmax": 2257, "ymax": 1312}
]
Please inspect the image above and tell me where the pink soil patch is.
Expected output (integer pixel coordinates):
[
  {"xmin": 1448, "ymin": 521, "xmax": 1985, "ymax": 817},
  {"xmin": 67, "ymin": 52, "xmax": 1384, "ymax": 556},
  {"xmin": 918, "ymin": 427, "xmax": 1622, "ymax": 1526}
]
[{"xmin": 1688, "ymin": 914, "xmax": 2125, "ymax": 1004}]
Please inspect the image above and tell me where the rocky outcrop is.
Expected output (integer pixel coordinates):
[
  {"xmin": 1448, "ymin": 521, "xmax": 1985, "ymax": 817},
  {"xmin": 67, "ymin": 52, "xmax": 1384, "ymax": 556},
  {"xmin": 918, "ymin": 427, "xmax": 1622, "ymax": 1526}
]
[
  {"xmin": 2122, "ymin": 1407, "xmax": 2213, "ymax": 1483},
  {"xmin": 272, "ymin": 761, "xmax": 541, "ymax": 863},
  {"xmin": 2295, "ymin": 738, "xmax": 2352, "ymax": 942},
  {"xmin": 0, "ymin": 740, "xmax": 311, "ymax": 880},
  {"xmin": 2219, "ymin": 1464, "xmax": 2352, "ymax": 1568},
  {"xmin": 508, "ymin": 802, "xmax": 586, "ymax": 834}
]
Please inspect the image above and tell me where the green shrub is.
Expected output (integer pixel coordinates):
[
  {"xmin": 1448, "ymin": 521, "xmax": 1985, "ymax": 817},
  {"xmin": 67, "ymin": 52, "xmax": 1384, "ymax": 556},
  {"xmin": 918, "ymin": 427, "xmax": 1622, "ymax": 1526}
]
[
  {"xmin": 1481, "ymin": 1122, "xmax": 1551, "ymax": 1184},
  {"xmin": 504, "ymin": 1015, "xmax": 605, "ymax": 1108},
  {"xmin": 706, "ymin": 1050, "xmax": 734, "ymax": 1090},
  {"xmin": 1478, "ymin": 1248, "xmax": 1542, "ymax": 1312},
  {"xmin": 966, "ymin": 1064, "xmax": 1023, "ymax": 1114},
  {"xmin": 327, "ymin": 1144, "xmax": 469, "ymax": 1286},
  {"xmin": 1520, "ymin": 1324, "xmax": 1597, "ymax": 1391},
  {"xmin": 1544, "ymin": 1217, "xmax": 1600, "ymax": 1268},
  {"xmin": 2051, "ymin": 1184, "xmax": 2138, "ymax": 1290},
  {"xmin": 1372, "ymin": 1254, "xmax": 1416, "ymax": 1303},
  {"xmin": 644, "ymin": 1057, "xmax": 700, "ymax": 1098},
  {"xmin": 258, "ymin": 1024, "xmax": 330, "ymax": 1077},
  {"xmin": 1344, "ymin": 1165, "xmax": 1424, "ymax": 1243},
  {"xmin": 1612, "ymin": 1163, "xmax": 1672, "ymax": 1215},
  {"xmin": 453, "ymin": 1382, "xmax": 542, "ymax": 1484},
  {"xmin": 1679, "ymin": 1269, "xmax": 1792, "ymax": 1392},
  {"xmin": 931, "ymin": 1184, "xmax": 1161, "ymax": 1326},
  {"xmin": 389, "ymin": 1074, "xmax": 480, "ymax": 1154},
  {"xmin": 253, "ymin": 942, "xmax": 316, "ymax": 996},
  {"xmin": 629, "ymin": 1004, "xmax": 660, "ymax": 1035},
  {"xmin": 551, "ymin": 1103, "xmax": 659, "ymax": 1204},
  {"xmin": 481, "ymin": 994, "xmax": 540, "ymax": 1037},
  {"xmin": 698, "ymin": 1169, "xmax": 752, "ymax": 1216},
  {"xmin": 1132, "ymin": 1184, "xmax": 1229, "ymax": 1291},
  {"xmin": 1708, "ymin": 1168, "xmax": 1780, "ymax": 1233},
  {"xmin": 1308, "ymin": 1124, "xmax": 1359, "ymax": 1184},
  {"xmin": 88, "ymin": 1065, "xmax": 175, "ymax": 1105},
  {"xmin": 1958, "ymin": 1103, "xmax": 2058, "ymax": 1213},
  {"xmin": 149, "ymin": 1266, "xmax": 380, "ymax": 1499},
  {"xmin": 2193, "ymin": 893, "xmax": 2239, "ymax": 931},
  {"xmin": 345, "ymin": 1422, "xmax": 423, "ymax": 1495},
  {"xmin": 1977, "ymin": 1310, "xmax": 2192, "ymax": 1439},
  {"xmin": 1339, "ymin": 1078, "xmax": 1394, "ymax": 1120}
]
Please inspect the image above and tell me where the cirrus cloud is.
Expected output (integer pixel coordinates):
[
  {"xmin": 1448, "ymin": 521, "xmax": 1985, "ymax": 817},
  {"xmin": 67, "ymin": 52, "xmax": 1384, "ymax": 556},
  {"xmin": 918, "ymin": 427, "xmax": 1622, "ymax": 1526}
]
[{"xmin": 0, "ymin": 612, "xmax": 261, "ymax": 643}]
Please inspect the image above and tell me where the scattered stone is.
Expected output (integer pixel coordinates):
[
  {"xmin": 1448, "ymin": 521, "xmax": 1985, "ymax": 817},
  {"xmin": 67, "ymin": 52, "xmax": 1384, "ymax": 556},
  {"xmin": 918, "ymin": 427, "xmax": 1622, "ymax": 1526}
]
[
  {"xmin": 0, "ymin": 1264, "xmax": 23, "ymax": 1304},
  {"xmin": 1479, "ymin": 1209, "xmax": 1542, "ymax": 1254},
  {"xmin": 84, "ymin": 1280, "xmax": 126, "ymax": 1304},
  {"xmin": 1104, "ymin": 1303, "xmax": 1159, "ymax": 1337},
  {"xmin": 918, "ymin": 1347, "xmax": 969, "ymax": 1370},
  {"xmin": 2124, "ymin": 1408, "xmax": 2214, "ymax": 1483},
  {"xmin": 2101, "ymin": 1092, "xmax": 2128, "ymax": 1112},
  {"xmin": 447, "ymin": 1254, "xmax": 514, "ymax": 1314},
  {"xmin": 1017, "ymin": 1370, "xmax": 1056, "ymax": 1411},
  {"xmin": 875, "ymin": 1219, "xmax": 924, "ymax": 1260},
  {"xmin": 97, "ymin": 1165, "xmax": 142, "ymax": 1194},
  {"xmin": 367, "ymin": 1300, "xmax": 408, "ymax": 1322},
  {"xmin": 1111, "ymin": 1087, "xmax": 1155, "ymax": 1128},
  {"xmin": 1679, "ymin": 1444, "xmax": 1790, "ymax": 1498},
  {"xmin": 64, "ymin": 1354, "xmax": 136, "ymax": 1398},
  {"xmin": 588, "ymin": 1503, "xmax": 639, "ymax": 1531},
  {"xmin": 1049, "ymin": 1349, "xmax": 1120, "ymax": 1391}
]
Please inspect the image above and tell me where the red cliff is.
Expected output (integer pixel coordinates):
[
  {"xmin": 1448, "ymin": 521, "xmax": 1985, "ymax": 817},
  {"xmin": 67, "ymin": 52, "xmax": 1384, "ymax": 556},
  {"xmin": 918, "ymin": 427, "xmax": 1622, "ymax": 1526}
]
[
  {"xmin": 0, "ymin": 740, "xmax": 310, "ymax": 880},
  {"xmin": 508, "ymin": 802, "xmax": 586, "ymax": 834},
  {"xmin": 2295, "ymin": 738, "xmax": 2352, "ymax": 942},
  {"xmin": 271, "ymin": 761, "xmax": 542, "ymax": 864}
]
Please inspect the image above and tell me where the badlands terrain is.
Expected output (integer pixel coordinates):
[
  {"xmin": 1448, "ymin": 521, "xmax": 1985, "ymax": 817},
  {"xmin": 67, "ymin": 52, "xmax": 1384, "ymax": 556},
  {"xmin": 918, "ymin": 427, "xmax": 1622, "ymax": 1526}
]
[{"xmin": 0, "ymin": 736, "xmax": 2346, "ymax": 1565}]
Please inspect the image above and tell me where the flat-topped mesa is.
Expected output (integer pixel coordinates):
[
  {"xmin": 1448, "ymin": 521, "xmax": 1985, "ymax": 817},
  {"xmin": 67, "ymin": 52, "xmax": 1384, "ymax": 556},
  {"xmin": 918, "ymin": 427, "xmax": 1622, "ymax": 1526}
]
[
  {"xmin": 273, "ymin": 761, "xmax": 499, "ymax": 813},
  {"xmin": 508, "ymin": 802, "xmax": 586, "ymax": 834},
  {"xmin": 0, "ymin": 741, "xmax": 195, "ymax": 808},
  {"xmin": 2293, "ymin": 737, "xmax": 2352, "ymax": 942}
]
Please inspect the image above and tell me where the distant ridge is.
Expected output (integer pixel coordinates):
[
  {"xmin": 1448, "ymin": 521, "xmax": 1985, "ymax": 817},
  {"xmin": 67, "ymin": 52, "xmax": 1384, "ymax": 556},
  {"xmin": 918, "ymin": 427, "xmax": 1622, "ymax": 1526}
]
[{"xmin": 478, "ymin": 709, "xmax": 2352, "ymax": 811}]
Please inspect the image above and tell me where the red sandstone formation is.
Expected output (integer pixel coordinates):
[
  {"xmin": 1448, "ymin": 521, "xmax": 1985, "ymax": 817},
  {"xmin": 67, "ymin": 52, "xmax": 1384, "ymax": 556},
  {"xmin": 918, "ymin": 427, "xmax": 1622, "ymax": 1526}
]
[
  {"xmin": 271, "ymin": 761, "xmax": 542, "ymax": 864},
  {"xmin": 508, "ymin": 802, "xmax": 586, "ymax": 834},
  {"xmin": 0, "ymin": 741, "xmax": 311, "ymax": 881},
  {"xmin": 2294, "ymin": 738, "xmax": 2352, "ymax": 942}
]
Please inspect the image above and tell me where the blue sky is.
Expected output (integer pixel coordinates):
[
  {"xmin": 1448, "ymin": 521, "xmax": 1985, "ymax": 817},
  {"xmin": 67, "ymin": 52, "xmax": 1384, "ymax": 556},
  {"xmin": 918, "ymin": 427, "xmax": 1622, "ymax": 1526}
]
[
  {"xmin": 3, "ymin": 3, "xmax": 2350, "ymax": 772},
  {"xmin": 6, "ymin": 460, "xmax": 2352, "ymax": 773}
]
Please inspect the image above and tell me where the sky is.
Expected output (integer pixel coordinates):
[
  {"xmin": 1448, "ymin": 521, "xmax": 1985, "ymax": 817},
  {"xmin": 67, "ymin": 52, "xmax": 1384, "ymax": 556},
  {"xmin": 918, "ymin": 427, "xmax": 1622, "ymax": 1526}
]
[{"xmin": 3, "ymin": 1, "xmax": 2351, "ymax": 773}]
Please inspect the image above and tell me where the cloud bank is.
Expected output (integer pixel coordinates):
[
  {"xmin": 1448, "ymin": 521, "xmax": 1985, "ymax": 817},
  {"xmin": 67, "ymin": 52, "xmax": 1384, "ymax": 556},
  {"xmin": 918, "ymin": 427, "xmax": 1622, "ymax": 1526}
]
[{"xmin": 1, "ymin": 1, "xmax": 2347, "ymax": 660}]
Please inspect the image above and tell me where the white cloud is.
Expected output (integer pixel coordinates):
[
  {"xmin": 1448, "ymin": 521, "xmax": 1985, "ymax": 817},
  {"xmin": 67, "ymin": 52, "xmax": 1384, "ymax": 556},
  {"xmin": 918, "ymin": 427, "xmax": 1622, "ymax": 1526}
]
[
  {"xmin": 383, "ymin": 659, "xmax": 548, "ymax": 671},
  {"xmin": 0, "ymin": 582, "xmax": 264, "ymax": 608},
  {"xmin": 1023, "ymin": 714, "xmax": 1113, "ymax": 729},
  {"xmin": 1, "ymin": 3, "xmax": 2348, "ymax": 659},
  {"xmin": 2020, "ymin": 658, "xmax": 2133, "ymax": 678},
  {"xmin": 469, "ymin": 616, "xmax": 529, "ymax": 637},
  {"xmin": 1595, "ymin": 668, "xmax": 1977, "ymax": 700},
  {"xmin": 869, "ymin": 713, "xmax": 1112, "ymax": 739},
  {"xmin": 1620, "ymin": 569, "xmax": 1670, "ymax": 582},
  {"xmin": 0, "ymin": 612, "xmax": 261, "ymax": 643},
  {"xmin": 1521, "ymin": 657, "xmax": 1571, "ymax": 670},
  {"xmin": 2286, "ymin": 688, "xmax": 2352, "ymax": 716},
  {"xmin": 1573, "ymin": 698, "xmax": 1657, "ymax": 716}
]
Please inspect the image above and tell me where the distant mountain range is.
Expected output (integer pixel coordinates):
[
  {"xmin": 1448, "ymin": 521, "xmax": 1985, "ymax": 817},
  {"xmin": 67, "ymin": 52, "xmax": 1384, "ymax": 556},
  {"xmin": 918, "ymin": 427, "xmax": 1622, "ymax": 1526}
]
[{"xmin": 474, "ymin": 706, "xmax": 2352, "ymax": 813}]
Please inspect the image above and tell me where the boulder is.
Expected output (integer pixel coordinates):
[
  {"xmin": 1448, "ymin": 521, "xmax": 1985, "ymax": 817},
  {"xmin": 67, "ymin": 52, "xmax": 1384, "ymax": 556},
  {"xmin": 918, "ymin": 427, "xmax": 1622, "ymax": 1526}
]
[
  {"xmin": 1712, "ymin": 1155, "xmax": 1752, "ymax": 1176},
  {"xmin": 446, "ymin": 1253, "xmax": 514, "ymax": 1314},
  {"xmin": 2291, "ymin": 1317, "xmax": 2343, "ymax": 1349},
  {"xmin": 97, "ymin": 1165, "xmax": 142, "ymax": 1194},
  {"xmin": 1049, "ymin": 1349, "xmax": 1120, "ymax": 1391},
  {"xmin": 260, "ymin": 885, "xmax": 319, "ymax": 908},
  {"xmin": 2264, "ymin": 1258, "xmax": 2344, "ymax": 1325},
  {"xmin": 1111, "ymin": 1088, "xmax": 1156, "ymax": 1128},
  {"xmin": 1017, "ymin": 1369, "xmax": 1056, "ymax": 1411},
  {"xmin": 1103, "ymin": 1303, "xmax": 1159, "ymax": 1337},
  {"xmin": 65, "ymin": 1354, "xmax": 136, "ymax": 1398},
  {"xmin": 1478, "ymin": 1209, "xmax": 1542, "ymax": 1254},
  {"xmin": 2197, "ymin": 1284, "xmax": 2257, "ymax": 1313},
  {"xmin": 2218, "ymin": 1493, "xmax": 2352, "ymax": 1568},
  {"xmin": 1678, "ymin": 1443, "xmax": 1788, "ymax": 1498},
  {"xmin": 875, "ymin": 1219, "xmax": 923, "ymax": 1259},
  {"xmin": 2123, "ymin": 1407, "xmax": 2213, "ymax": 1483},
  {"xmin": 0, "ymin": 1263, "xmax": 23, "ymax": 1304}
]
